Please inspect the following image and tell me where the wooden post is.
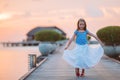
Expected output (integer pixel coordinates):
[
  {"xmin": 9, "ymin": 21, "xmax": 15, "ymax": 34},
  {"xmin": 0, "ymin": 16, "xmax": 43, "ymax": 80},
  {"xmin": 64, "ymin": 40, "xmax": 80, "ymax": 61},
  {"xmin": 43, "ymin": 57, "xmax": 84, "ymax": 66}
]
[{"xmin": 28, "ymin": 54, "xmax": 37, "ymax": 70}]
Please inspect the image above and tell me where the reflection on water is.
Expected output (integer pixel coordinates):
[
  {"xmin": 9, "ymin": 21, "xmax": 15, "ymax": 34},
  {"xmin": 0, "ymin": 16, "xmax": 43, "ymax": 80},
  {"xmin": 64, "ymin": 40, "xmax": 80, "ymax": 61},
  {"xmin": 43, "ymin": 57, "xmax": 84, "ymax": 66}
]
[
  {"xmin": 0, "ymin": 46, "xmax": 41, "ymax": 80},
  {"xmin": 0, "ymin": 43, "xmax": 100, "ymax": 80}
]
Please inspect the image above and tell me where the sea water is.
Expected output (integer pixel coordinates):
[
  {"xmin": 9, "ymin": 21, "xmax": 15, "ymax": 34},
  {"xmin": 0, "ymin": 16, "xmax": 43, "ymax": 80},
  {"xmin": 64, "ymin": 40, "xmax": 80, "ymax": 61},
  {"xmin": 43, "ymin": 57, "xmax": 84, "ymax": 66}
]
[{"xmin": 0, "ymin": 45, "xmax": 41, "ymax": 80}]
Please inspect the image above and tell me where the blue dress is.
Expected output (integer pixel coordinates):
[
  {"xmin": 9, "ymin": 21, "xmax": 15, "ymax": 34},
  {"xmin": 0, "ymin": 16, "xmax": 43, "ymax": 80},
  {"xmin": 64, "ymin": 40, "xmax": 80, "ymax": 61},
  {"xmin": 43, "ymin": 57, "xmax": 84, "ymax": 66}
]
[{"xmin": 63, "ymin": 30, "xmax": 104, "ymax": 69}]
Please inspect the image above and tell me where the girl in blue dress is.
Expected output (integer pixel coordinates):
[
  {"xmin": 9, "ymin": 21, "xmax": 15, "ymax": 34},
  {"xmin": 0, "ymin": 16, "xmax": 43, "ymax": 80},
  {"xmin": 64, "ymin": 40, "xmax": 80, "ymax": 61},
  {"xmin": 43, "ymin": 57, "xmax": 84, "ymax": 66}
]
[{"xmin": 63, "ymin": 18, "xmax": 104, "ymax": 77}]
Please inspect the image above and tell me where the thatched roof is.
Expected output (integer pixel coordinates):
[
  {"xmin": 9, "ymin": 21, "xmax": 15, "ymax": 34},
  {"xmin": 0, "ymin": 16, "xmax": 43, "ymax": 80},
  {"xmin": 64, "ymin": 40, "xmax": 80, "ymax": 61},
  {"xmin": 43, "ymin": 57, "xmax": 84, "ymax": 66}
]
[{"xmin": 27, "ymin": 26, "xmax": 66, "ymax": 36}]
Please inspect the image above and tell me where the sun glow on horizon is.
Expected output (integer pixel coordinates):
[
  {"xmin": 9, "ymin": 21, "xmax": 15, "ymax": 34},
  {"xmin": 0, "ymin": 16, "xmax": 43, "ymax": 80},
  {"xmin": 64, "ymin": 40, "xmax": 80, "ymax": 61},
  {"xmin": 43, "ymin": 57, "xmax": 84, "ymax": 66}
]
[{"xmin": 0, "ymin": 13, "xmax": 12, "ymax": 20}]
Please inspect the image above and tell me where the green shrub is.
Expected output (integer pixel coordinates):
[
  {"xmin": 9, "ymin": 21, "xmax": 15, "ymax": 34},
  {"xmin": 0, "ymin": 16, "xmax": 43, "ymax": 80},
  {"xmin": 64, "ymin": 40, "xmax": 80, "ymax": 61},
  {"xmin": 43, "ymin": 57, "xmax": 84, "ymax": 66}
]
[
  {"xmin": 87, "ymin": 35, "xmax": 91, "ymax": 41},
  {"xmin": 35, "ymin": 30, "xmax": 66, "ymax": 42},
  {"xmin": 97, "ymin": 26, "xmax": 120, "ymax": 46}
]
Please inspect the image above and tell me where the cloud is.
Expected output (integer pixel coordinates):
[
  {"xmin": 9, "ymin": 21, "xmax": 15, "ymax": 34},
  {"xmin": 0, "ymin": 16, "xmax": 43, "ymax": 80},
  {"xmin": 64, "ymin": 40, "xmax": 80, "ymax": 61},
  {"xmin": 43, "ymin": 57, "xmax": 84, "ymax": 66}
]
[
  {"xmin": 43, "ymin": 9, "xmax": 86, "ymax": 19},
  {"xmin": 85, "ymin": 6, "xmax": 104, "ymax": 18},
  {"xmin": 31, "ymin": 0, "xmax": 43, "ymax": 1},
  {"xmin": 100, "ymin": 7, "xmax": 120, "ymax": 18}
]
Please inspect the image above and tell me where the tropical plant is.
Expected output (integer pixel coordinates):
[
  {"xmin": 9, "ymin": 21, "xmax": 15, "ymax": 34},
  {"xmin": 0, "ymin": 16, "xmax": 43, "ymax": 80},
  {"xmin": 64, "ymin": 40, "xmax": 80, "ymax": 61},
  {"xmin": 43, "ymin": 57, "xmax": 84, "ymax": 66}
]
[
  {"xmin": 97, "ymin": 26, "xmax": 120, "ymax": 46},
  {"xmin": 35, "ymin": 30, "xmax": 66, "ymax": 42}
]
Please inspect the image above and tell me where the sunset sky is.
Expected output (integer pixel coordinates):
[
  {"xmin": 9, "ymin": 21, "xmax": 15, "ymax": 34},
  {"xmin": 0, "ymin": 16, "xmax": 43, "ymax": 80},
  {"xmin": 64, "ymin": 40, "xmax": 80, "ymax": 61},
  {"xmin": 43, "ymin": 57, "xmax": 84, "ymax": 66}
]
[{"xmin": 0, "ymin": 0, "xmax": 120, "ymax": 42}]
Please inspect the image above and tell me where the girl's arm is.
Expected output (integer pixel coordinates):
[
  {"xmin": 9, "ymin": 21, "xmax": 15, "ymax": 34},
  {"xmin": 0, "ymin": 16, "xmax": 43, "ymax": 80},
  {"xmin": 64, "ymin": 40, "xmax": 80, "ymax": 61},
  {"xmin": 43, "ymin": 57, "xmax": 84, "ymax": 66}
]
[
  {"xmin": 87, "ymin": 31, "xmax": 104, "ymax": 46},
  {"xmin": 64, "ymin": 34, "xmax": 76, "ymax": 50}
]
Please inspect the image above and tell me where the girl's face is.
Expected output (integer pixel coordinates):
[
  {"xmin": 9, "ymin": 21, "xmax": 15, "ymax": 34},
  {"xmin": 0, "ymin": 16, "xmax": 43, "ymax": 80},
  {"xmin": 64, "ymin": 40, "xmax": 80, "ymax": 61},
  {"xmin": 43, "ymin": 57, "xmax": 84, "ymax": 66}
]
[{"xmin": 78, "ymin": 21, "xmax": 85, "ymax": 30}]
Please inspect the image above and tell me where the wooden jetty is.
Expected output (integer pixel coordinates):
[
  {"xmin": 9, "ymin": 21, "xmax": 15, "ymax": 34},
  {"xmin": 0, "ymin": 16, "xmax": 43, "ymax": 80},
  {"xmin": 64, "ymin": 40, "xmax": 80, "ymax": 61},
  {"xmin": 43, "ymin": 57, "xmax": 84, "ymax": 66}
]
[
  {"xmin": 19, "ymin": 43, "xmax": 120, "ymax": 80},
  {"xmin": 1, "ymin": 41, "xmax": 41, "ymax": 47}
]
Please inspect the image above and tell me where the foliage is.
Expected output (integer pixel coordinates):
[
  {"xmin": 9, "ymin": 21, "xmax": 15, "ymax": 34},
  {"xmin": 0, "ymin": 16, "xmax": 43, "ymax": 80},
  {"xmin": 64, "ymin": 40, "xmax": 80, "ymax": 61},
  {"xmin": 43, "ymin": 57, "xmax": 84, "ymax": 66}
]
[
  {"xmin": 97, "ymin": 26, "xmax": 120, "ymax": 46},
  {"xmin": 35, "ymin": 30, "xmax": 66, "ymax": 42},
  {"xmin": 87, "ymin": 35, "xmax": 91, "ymax": 40}
]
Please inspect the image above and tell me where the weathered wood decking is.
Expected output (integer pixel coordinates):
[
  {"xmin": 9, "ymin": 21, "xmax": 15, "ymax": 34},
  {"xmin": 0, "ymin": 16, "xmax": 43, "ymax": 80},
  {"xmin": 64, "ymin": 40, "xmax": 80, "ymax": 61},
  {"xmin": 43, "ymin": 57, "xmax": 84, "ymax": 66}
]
[{"xmin": 23, "ymin": 44, "xmax": 120, "ymax": 80}]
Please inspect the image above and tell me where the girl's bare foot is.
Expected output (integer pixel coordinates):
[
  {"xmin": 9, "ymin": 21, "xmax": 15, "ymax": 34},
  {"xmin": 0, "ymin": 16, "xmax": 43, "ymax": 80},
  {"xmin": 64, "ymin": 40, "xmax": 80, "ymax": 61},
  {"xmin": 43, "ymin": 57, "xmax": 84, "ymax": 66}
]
[
  {"xmin": 75, "ymin": 68, "xmax": 80, "ymax": 77},
  {"xmin": 76, "ymin": 72, "xmax": 80, "ymax": 77},
  {"xmin": 80, "ymin": 69, "xmax": 85, "ymax": 77},
  {"xmin": 81, "ymin": 73, "xmax": 85, "ymax": 77}
]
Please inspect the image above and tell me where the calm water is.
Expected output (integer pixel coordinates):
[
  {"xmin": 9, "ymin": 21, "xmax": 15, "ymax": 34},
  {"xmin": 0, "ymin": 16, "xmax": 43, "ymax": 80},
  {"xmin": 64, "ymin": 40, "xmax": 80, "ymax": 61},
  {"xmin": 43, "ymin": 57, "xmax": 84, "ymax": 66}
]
[
  {"xmin": 0, "ymin": 43, "xmax": 100, "ymax": 80},
  {"xmin": 0, "ymin": 45, "xmax": 41, "ymax": 80}
]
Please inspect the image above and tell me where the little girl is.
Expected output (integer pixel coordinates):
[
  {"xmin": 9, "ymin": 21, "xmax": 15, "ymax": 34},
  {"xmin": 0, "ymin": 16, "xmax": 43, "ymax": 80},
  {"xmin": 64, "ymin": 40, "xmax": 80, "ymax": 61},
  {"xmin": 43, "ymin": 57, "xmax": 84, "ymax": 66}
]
[{"xmin": 63, "ymin": 18, "xmax": 104, "ymax": 77}]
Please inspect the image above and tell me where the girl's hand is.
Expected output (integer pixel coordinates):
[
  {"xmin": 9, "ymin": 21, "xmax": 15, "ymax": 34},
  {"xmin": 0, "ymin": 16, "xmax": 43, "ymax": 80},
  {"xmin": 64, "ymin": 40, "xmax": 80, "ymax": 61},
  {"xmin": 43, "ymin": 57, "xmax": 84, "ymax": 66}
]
[
  {"xmin": 100, "ymin": 42, "xmax": 105, "ymax": 46},
  {"xmin": 64, "ymin": 46, "xmax": 68, "ymax": 50}
]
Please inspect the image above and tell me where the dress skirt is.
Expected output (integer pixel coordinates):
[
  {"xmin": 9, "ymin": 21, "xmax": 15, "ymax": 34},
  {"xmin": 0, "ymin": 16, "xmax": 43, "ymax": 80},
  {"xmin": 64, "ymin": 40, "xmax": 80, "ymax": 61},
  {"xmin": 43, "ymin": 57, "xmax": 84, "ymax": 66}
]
[{"xmin": 63, "ymin": 44, "xmax": 104, "ymax": 69}]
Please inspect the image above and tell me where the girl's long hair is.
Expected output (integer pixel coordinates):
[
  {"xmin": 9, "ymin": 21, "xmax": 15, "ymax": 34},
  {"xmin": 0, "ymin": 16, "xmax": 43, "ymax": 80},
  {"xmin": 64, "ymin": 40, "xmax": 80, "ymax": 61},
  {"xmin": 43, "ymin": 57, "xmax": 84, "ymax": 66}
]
[{"xmin": 77, "ymin": 18, "xmax": 87, "ymax": 30}]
